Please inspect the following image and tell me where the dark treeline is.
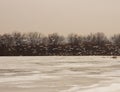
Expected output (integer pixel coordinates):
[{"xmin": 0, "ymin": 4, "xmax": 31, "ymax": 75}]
[{"xmin": 0, "ymin": 32, "xmax": 120, "ymax": 56}]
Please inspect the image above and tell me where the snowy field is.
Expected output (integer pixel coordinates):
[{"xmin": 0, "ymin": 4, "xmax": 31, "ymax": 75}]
[{"xmin": 0, "ymin": 56, "xmax": 120, "ymax": 92}]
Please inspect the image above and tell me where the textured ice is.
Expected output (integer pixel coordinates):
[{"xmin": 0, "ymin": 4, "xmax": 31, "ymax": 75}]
[{"xmin": 0, "ymin": 56, "xmax": 120, "ymax": 92}]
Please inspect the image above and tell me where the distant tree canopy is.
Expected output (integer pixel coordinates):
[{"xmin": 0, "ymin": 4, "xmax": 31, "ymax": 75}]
[{"xmin": 0, "ymin": 32, "xmax": 120, "ymax": 56}]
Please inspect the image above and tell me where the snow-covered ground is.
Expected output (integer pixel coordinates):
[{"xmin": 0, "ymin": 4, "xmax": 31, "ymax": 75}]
[{"xmin": 0, "ymin": 56, "xmax": 120, "ymax": 92}]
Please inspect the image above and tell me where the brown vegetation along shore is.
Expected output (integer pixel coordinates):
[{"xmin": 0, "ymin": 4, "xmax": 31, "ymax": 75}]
[{"xmin": 0, "ymin": 32, "xmax": 120, "ymax": 56}]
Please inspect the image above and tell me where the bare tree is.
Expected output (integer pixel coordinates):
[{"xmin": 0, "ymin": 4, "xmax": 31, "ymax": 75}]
[
  {"xmin": 11, "ymin": 32, "xmax": 26, "ymax": 46},
  {"xmin": 26, "ymin": 32, "xmax": 44, "ymax": 45},
  {"xmin": 0, "ymin": 32, "xmax": 119, "ymax": 56},
  {"xmin": 48, "ymin": 33, "xmax": 64, "ymax": 45},
  {"xmin": 84, "ymin": 32, "xmax": 108, "ymax": 45},
  {"xmin": 111, "ymin": 34, "xmax": 120, "ymax": 46},
  {"xmin": 0, "ymin": 34, "xmax": 13, "ymax": 46},
  {"xmin": 67, "ymin": 33, "xmax": 81, "ymax": 46}
]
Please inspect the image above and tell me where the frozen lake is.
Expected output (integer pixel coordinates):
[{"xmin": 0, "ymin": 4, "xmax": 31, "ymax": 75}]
[{"xmin": 0, "ymin": 56, "xmax": 120, "ymax": 92}]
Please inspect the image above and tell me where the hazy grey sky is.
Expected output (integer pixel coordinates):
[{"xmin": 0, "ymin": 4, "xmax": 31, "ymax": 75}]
[{"xmin": 0, "ymin": 0, "xmax": 120, "ymax": 36}]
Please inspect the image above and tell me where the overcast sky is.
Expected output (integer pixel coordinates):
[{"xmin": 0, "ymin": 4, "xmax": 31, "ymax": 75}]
[{"xmin": 0, "ymin": 0, "xmax": 120, "ymax": 36}]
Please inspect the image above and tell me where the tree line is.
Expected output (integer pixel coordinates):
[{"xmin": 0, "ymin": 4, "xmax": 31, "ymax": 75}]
[{"xmin": 0, "ymin": 32, "xmax": 120, "ymax": 56}]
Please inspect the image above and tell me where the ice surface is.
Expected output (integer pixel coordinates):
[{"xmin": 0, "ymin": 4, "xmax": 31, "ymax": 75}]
[
  {"xmin": 61, "ymin": 83, "xmax": 120, "ymax": 92},
  {"xmin": 0, "ymin": 56, "xmax": 120, "ymax": 92}
]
